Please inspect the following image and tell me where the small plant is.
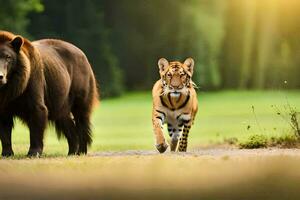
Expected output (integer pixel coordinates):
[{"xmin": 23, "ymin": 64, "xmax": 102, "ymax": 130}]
[
  {"xmin": 239, "ymin": 134, "xmax": 268, "ymax": 149},
  {"xmin": 271, "ymin": 103, "xmax": 300, "ymax": 138},
  {"xmin": 270, "ymin": 134, "xmax": 300, "ymax": 148},
  {"xmin": 251, "ymin": 105, "xmax": 263, "ymax": 134},
  {"xmin": 290, "ymin": 107, "xmax": 300, "ymax": 137},
  {"xmin": 238, "ymin": 133, "xmax": 300, "ymax": 149}
]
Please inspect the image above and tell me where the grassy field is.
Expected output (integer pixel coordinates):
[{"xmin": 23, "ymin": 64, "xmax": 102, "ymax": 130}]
[{"xmin": 9, "ymin": 90, "xmax": 300, "ymax": 156}]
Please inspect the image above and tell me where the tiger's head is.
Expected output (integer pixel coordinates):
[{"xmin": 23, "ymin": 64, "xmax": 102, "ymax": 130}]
[{"xmin": 158, "ymin": 58, "xmax": 194, "ymax": 97}]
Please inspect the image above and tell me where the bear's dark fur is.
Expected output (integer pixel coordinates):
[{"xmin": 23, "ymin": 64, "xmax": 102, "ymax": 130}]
[{"xmin": 0, "ymin": 31, "xmax": 98, "ymax": 156}]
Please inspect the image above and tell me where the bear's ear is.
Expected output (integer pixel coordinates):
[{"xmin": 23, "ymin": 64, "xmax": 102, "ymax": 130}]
[
  {"xmin": 158, "ymin": 58, "xmax": 169, "ymax": 75},
  {"xmin": 10, "ymin": 36, "xmax": 24, "ymax": 53},
  {"xmin": 183, "ymin": 58, "xmax": 194, "ymax": 77}
]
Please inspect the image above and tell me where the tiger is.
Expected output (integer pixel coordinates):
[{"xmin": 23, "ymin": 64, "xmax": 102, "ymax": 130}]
[{"xmin": 152, "ymin": 58, "xmax": 198, "ymax": 153}]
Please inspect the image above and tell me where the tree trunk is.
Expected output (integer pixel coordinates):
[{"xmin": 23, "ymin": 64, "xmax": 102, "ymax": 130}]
[
  {"xmin": 254, "ymin": 0, "xmax": 278, "ymax": 89},
  {"xmin": 239, "ymin": 0, "xmax": 256, "ymax": 89}
]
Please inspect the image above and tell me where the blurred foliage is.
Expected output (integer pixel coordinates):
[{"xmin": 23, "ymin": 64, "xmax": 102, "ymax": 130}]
[
  {"xmin": 0, "ymin": 0, "xmax": 300, "ymax": 96},
  {"xmin": 28, "ymin": 0, "xmax": 124, "ymax": 97},
  {"xmin": 103, "ymin": 0, "xmax": 300, "ymax": 91},
  {"xmin": 103, "ymin": 0, "xmax": 227, "ymax": 90},
  {"xmin": 0, "ymin": 0, "xmax": 43, "ymax": 36}
]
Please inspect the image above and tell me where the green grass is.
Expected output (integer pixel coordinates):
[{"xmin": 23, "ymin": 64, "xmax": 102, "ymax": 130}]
[{"xmin": 10, "ymin": 90, "xmax": 300, "ymax": 156}]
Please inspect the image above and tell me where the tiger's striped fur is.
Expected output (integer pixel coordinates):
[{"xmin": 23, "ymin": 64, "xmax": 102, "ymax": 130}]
[{"xmin": 152, "ymin": 58, "xmax": 198, "ymax": 153}]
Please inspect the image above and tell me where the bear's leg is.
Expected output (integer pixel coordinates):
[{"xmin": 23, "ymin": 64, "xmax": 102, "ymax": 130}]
[
  {"xmin": 72, "ymin": 105, "xmax": 92, "ymax": 155},
  {"xmin": 27, "ymin": 104, "xmax": 48, "ymax": 157},
  {"xmin": 72, "ymin": 92, "xmax": 93, "ymax": 155},
  {"xmin": 0, "ymin": 117, "xmax": 14, "ymax": 157},
  {"xmin": 55, "ymin": 116, "xmax": 78, "ymax": 155},
  {"xmin": 75, "ymin": 116, "xmax": 92, "ymax": 155}
]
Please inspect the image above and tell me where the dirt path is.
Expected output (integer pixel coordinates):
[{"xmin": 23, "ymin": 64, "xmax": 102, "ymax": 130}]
[
  {"xmin": 91, "ymin": 148, "xmax": 300, "ymax": 157},
  {"xmin": 2, "ymin": 148, "xmax": 300, "ymax": 200}
]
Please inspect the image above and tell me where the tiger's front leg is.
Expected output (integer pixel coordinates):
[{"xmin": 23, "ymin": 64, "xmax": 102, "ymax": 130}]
[
  {"xmin": 152, "ymin": 110, "xmax": 168, "ymax": 153},
  {"xmin": 168, "ymin": 124, "xmax": 181, "ymax": 152},
  {"xmin": 177, "ymin": 114, "xmax": 193, "ymax": 152},
  {"xmin": 178, "ymin": 124, "xmax": 191, "ymax": 152}
]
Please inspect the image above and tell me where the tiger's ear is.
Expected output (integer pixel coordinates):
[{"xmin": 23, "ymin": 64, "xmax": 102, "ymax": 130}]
[
  {"xmin": 10, "ymin": 36, "xmax": 24, "ymax": 53},
  {"xmin": 183, "ymin": 58, "xmax": 194, "ymax": 77},
  {"xmin": 158, "ymin": 58, "xmax": 169, "ymax": 75}
]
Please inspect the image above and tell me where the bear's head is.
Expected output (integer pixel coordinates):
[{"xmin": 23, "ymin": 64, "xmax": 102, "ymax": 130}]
[{"xmin": 0, "ymin": 35, "xmax": 24, "ymax": 88}]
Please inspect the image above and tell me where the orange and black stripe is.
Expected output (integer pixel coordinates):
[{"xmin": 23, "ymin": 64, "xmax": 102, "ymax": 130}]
[{"xmin": 160, "ymin": 92, "xmax": 190, "ymax": 111}]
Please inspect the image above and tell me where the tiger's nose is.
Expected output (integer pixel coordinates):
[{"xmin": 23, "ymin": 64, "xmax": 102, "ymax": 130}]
[
  {"xmin": 170, "ymin": 85, "xmax": 183, "ymax": 90},
  {"xmin": 170, "ymin": 78, "xmax": 181, "ymax": 87}
]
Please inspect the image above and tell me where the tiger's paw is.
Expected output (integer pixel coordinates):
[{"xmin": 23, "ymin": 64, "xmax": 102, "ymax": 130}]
[
  {"xmin": 170, "ymin": 138, "xmax": 178, "ymax": 152},
  {"xmin": 156, "ymin": 143, "xmax": 168, "ymax": 153}
]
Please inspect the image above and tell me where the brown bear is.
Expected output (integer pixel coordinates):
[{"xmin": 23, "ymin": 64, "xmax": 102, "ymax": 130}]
[{"xmin": 0, "ymin": 31, "xmax": 98, "ymax": 157}]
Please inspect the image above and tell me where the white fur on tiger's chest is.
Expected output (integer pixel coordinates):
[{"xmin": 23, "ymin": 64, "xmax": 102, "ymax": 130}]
[{"xmin": 170, "ymin": 93, "xmax": 181, "ymax": 98}]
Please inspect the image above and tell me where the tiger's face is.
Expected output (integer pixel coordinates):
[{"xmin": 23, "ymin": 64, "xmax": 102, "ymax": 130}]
[{"xmin": 158, "ymin": 58, "xmax": 194, "ymax": 97}]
